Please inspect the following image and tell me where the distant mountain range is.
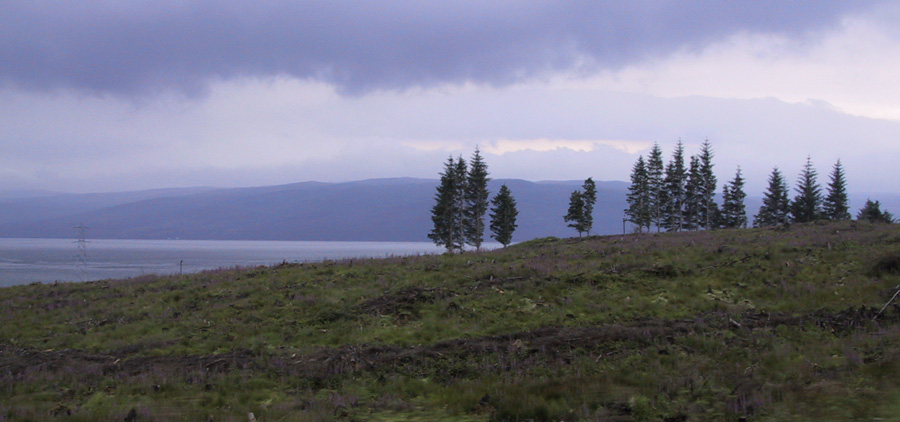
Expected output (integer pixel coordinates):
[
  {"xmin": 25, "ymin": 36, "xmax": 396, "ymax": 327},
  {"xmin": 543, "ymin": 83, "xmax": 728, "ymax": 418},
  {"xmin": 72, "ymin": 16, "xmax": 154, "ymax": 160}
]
[
  {"xmin": 1, "ymin": 178, "xmax": 896, "ymax": 242},
  {"xmin": 0, "ymin": 178, "xmax": 629, "ymax": 242}
]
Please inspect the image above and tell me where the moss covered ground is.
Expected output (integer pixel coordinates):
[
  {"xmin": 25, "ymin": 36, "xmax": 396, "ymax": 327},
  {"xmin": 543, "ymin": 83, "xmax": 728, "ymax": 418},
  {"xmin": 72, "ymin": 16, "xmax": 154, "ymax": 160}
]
[{"xmin": 3, "ymin": 221, "xmax": 900, "ymax": 421}]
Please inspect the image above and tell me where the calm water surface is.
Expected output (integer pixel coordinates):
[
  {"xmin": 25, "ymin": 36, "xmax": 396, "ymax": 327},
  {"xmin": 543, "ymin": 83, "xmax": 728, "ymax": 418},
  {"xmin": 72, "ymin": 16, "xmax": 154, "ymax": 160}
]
[{"xmin": 0, "ymin": 238, "xmax": 447, "ymax": 287}]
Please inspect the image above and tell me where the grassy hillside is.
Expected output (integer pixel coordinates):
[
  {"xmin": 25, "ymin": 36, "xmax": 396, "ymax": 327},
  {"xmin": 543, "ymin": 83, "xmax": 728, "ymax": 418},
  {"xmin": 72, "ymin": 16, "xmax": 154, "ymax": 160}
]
[{"xmin": 2, "ymin": 221, "xmax": 900, "ymax": 421}]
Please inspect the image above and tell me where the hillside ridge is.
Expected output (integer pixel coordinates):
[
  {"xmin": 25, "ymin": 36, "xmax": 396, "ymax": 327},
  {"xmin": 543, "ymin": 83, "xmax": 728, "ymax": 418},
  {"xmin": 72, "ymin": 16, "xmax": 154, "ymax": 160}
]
[
  {"xmin": 0, "ymin": 178, "xmax": 627, "ymax": 241},
  {"xmin": 2, "ymin": 221, "xmax": 900, "ymax": 420}
]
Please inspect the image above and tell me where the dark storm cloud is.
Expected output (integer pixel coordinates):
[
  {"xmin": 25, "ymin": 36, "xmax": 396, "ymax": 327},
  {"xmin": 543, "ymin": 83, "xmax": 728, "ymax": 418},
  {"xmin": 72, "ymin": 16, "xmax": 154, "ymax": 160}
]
[{"xmin": 0, "ymin": 1, "xmax": 882, "ymax": 95}]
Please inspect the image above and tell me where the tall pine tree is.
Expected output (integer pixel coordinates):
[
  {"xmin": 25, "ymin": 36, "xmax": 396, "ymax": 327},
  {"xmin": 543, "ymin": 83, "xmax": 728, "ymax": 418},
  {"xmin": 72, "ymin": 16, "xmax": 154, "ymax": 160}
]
[
  {"xmin": 564, "ymin": 190, "xmax": 587, "ymax": 236},
  {"xmin": 661, "ymin": 141, "xmax": 686, "ymax": 231},
  {"xmin": 822, "ymin": 159, "xmax": 851, "ymax": 221},
  {"xmin": 581, "ymin": 178, "xmax": 597, "ymax": 236},
  {"xmin": 697, "ymin": 140, "xmax": 719, "ymax": 230},
  {"xmin": 791, "ymin": 156, "xmax": 823, "ymax": 223},
  {"xmin": 721, "ymin": 167, "xmax": 747, "ymax": 229},
  {"xmin": 625, "ymin": 156, "xmax": 652, "ymax": 232},
  {"xmin": 489, "ymin": 184, "xmax": 518, "ymax": 247},
  {"xmin": 754, "ymin": 167, "xmax": 791, "ymax": 227},
  {"xmin": 647, "ymin": 143, "xmax": 665, "ymax": 232},
  {"xmin": 429, "ymin": 156, "xmax": 467, "ymax": 251},
  {"xmin": 720, "ymin": 184, "xmax": 732, "ymax": 229},
  {"xmin": 463, "ymin": 147, "xmax": 491, "ymax": 250},
  {"xmin": 453, "ymin": 157, "xmax": 468, "ymax": 240},
  {"xmin": 683, "ymin": 155, "xmax": 703, "ymax": 231}
]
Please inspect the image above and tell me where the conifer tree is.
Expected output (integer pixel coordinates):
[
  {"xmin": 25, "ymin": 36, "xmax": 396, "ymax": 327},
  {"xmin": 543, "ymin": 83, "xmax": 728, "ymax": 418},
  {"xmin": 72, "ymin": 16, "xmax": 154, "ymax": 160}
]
[
  {"xmin": 721, "ymin": 167, "xmax": 747, "ymax": 229},
  {"xmin": 682, "ymin": 155, "xmax": 703, "ymax": 231},
  {"xmin": 754, "ymin": 167, "xmax": 790, "ymax": 227},
  {"xmin": 791, "ymin": 156, "xmax": 823, "ymax": 223},
  {"xmin": 429, "ymin": 156, "xmax": 467, "ymax": 251},
  {"xmin": 489, "ymin": 184, "xmax": 518, "ymax": 247},
  {"xmin": 857, "ymin": 199, "xmax": 895, "ymax": 223},
  {"xmin": 661, "ymin": 141, "xmax": 686, "ymax": 231},
  {"xmin": 625, "ymin": 156, "xmax": 652, "ymax": 232},
  {"xmin": 646, "ymin": 143, "xmax": 665, "ymax": 232},
  {"xmin": 822, "ymin": 159, "xmax": 851, "ymax": 221},
  {"xmin": 564, "ymin": 190, "xmax": 587, "ymax": 236},
  {"xmin": 697, "ymin": 139, "xmax": 719, "ymax": 230},
  {"xmin": 453, "ymin": 156, "xmax": 468, "ymax": 239},
  {"xmin": 463, "ymin": 147, "xmax": 491, "ymax": 250},
  {"xmin": 720, "ymin": 184, "xmax": 731, "ymax": 228},
  {"xmin": 581, "ymin": 177, "xmax": 597, "ymax": 236}
]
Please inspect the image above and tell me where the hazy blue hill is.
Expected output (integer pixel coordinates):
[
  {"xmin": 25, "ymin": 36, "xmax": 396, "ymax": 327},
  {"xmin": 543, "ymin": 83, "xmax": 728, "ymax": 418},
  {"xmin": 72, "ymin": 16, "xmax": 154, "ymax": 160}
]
[
  {"xmin": 2, "ymin": 178, "xmax": 894, "ymax": 242},
  {"xmin": 0, "ymin": 178, "xmax": 627, "ymax": 241},
  {"xmin": 0, "ymin": 187, "xmax": 219, "ymax": 226},
  {"xmin": 0, "ymin": 189, "xmax": 61, "ymax": 199}
]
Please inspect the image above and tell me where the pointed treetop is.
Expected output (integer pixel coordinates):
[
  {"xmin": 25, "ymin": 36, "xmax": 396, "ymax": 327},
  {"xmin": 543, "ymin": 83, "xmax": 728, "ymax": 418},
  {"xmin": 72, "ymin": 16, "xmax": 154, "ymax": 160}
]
[
  {"xmin": 564, "ymin": 189, "xmax": 587, "ymax": 236},
  {"xmin": 754, "ymin": 167, "xmax": 791, "ymax": 227},
  {"xmin": 489, "ymin": 184, "xmax": 518, "ymax": 247},
  {"xmin": 823, "ymin": 158, "xmax": 850, "ymax": 221},
  {"xmin": 791, "ymin": 156, "xmax": 823, "ymax": 223}
]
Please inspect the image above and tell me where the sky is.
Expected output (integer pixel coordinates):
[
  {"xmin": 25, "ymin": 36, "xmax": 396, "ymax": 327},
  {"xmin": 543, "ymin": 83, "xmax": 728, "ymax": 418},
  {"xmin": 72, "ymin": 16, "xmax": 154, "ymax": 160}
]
[{"xmin": 1, "ymin": 1, "xmax": 899, "ymax": 195}]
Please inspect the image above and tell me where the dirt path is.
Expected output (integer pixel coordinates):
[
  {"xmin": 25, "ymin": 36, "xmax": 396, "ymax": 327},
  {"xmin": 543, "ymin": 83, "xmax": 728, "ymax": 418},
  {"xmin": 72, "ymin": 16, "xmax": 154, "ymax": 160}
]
[{"xmin": 2, "ymin": 306, "xmax": 894, "ymax": 386}]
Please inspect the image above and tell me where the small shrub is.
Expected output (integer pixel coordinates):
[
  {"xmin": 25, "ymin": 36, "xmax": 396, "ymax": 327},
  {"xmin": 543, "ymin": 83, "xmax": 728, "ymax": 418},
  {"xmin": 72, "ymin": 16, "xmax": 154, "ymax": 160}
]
[{"xmin": 871, "ymin": 253, "xmax": 900, "ymax": 276}]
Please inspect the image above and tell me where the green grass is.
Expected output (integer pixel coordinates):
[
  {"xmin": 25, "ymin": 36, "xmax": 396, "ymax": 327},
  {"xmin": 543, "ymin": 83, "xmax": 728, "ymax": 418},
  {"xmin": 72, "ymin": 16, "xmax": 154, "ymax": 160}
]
[{"xmin": 3, "ymin": 221, "xmax": 900, "ymax": 420}]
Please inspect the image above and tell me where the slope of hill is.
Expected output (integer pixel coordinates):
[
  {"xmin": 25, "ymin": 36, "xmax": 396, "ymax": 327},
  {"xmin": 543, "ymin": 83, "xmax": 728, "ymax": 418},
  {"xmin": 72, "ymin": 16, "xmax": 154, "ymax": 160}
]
[
  {"xmin": 0, "ymin": 187, "xmax": 219, "ymax": 225},
  {"xmin": 2, "ymin": 221, "xmax": 900, "ymax": 421},
  {"xmin": 0, "ymin": 178, "xmax": 629, "ymax": 241}
]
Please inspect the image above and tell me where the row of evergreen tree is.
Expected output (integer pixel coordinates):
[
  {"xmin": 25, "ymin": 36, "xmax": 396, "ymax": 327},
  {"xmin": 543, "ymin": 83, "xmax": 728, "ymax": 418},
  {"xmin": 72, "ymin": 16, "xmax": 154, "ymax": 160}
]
[
  {"xmin": 428, "ymin": 149, "xmax": 519, "ymax": 251},
  {"xmin": 624, "ymin": 140, "xmax": 893, "ymax": 233},
  {"xmin": 755, "ymin": 159, "xmax": 894, "ymax": 225},
  {"xmin": 625, "ymin": 140, "xmax": 731, "ymax": 232},
  {"xmin": 431, "ymin": 142, "xmax": 893, "ymax": 249}
]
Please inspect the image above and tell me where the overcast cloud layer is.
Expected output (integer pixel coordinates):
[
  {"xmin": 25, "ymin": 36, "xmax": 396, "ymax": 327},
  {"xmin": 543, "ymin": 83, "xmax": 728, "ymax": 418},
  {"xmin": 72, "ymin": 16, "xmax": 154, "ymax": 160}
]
[
  {"xmin": 1, "ymin": 1, "xmax": 881, "ymax": 94},
  {"xmin": 1, "ymin": 1, "xmax": 899, "ymax": 197}
]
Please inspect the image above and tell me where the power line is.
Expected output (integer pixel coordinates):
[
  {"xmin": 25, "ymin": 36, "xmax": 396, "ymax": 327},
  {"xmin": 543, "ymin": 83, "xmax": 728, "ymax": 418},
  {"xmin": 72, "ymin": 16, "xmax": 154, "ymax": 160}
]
[{"xmin": 74, "ymin": 223, "xmax": 90, "ymax": 282}]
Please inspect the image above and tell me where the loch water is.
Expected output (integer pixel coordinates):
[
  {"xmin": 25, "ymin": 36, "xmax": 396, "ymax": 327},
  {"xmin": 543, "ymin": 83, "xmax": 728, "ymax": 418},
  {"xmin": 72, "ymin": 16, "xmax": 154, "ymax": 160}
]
[{"xmin": 0, "ymin": 238, "xmax": 447, "ymax": 287}]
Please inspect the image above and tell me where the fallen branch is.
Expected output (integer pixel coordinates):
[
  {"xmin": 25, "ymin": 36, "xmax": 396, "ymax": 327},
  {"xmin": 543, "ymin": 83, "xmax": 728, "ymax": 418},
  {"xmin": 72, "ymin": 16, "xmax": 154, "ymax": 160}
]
[
  {"xmin": 873, "ymin": 284, "xmax": 900, "ymax": 321},
  {"xmin": 699, "ymin": 254, "xmax": 752, "ymax": 271}
]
